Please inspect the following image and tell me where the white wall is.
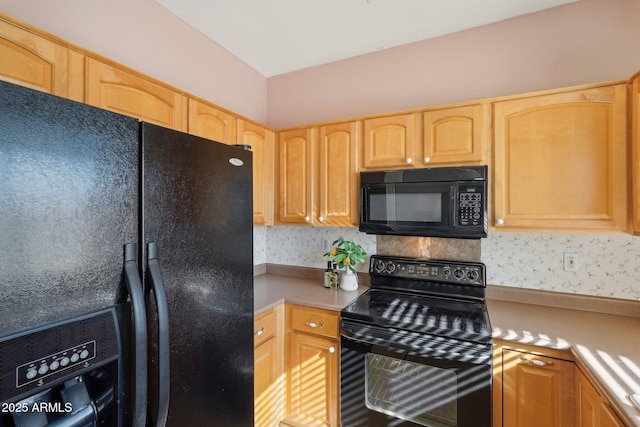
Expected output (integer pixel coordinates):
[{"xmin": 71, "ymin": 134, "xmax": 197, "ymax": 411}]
[
  {"xmin": 267, "ymin": 0, "xmax": 640, "ymax": 128},
  {"xmin": 0, "ymin": 0, "xmax": 268, "ymax": 123}
]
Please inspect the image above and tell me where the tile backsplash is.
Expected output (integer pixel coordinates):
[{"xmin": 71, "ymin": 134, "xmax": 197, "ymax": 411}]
[{"xmin": 254, "ymin": 227, "xmax": 640, "ymax": 301}]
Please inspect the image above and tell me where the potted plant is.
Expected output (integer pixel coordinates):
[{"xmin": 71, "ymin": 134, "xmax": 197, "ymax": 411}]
[{"xmin": 323, "ymin": 237, "xmax": 367, "ymax": 291}]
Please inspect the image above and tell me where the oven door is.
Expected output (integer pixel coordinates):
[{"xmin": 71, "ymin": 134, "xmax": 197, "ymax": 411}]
[{"xmin": 340, "ymin": 320, "xmax": 492, "ymax": 427}]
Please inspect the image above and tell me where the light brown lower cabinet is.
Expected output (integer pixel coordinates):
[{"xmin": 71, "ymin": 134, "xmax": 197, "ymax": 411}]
[
  {"xmin": 494, "ymin": 340, "xmax": 628, "ymax": 427},
  {"xmin": 254, "ymin": 305, "xmax": 284, "ymax": 427},
  {"xmin": 282, "ymin": 304, "xmax": 340, "ymax": 427},
  {"xmin": 501, "ymin": 347, "xmax": 576, "ymax": 427},
  {"xmin": 576, "ymin": 366, "xmax": 626, "ymax": 427},
  {"xmin": 254, "ymin": 303, "xmax": 340, "ymax": 427}
]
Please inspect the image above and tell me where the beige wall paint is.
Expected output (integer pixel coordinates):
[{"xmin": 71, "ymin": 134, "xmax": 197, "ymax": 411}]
[
  {"xmin": 0, "ymin": 0, "xmax": 268, "ymax": 123},
  {"xmin": 266, "ymin": 0, "xmax": 640, "ymax": 129}
]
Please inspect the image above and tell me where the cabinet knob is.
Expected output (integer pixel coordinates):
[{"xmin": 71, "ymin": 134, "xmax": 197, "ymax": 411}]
[
  {"xmin": 329, "ymin": 346, "xmax": 335, "ymax": 353},
  {"xmin": 406, "ymin": 157, "xmax": 413, "ymax": 164},
  {"xmin": 318, "ymin": 216, "xmax": 324, "ymax": 222},
  {"xmin": 497, "ymin": 218, "xmax": 504, "ymax": 225},
  {"xmin": 254, "ymin": 327, "xmax": 264, "ymax": 337},
  {"xmin": 306, "ymin": 320, "xmax": 324, "ymax": 328},
  {"xmin": 424, "ymin": 157, "xmax": 431, "ymax": 163},
  {"xmin": 520, "ymin": 355, "xmax": 554, "ymax": 367},
  {"xmin": 304, "ymin": 216, "xmax": 311, "ymax": 222}
]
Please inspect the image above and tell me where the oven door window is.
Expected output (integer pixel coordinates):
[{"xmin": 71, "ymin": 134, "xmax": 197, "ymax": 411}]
[
  {"xmin": 366, "ymin": 183, "xmax": 451, "ymax": 225},
  {"xmin": 365, "ymin": 354, "xmax": 457, "ymax": 427}
]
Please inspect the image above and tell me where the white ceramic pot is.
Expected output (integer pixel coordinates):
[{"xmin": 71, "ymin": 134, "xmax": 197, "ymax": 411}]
[{"xmin": 340, "ymin": 269, "xmax": 359, "ymax": 291}]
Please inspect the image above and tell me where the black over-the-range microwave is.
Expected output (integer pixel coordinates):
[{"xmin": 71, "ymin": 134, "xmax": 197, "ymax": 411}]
[{"xmin": 359, "ymin": 165, "xmax": 488, "ymax": 239}]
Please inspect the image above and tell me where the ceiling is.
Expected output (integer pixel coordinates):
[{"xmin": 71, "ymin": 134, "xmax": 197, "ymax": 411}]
[{"xmin": 154, "ymin": 0, "xmax": 579, "ymax": 78}]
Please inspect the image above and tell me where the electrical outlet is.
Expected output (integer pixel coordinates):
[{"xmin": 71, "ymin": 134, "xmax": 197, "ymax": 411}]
[
  {"xmin": 563, "ymin": 252, "xmax": 579, "ymax": 272},
  {"xmin": 322, "ymin": 238, "xmax": 332, "ymax": 253}
]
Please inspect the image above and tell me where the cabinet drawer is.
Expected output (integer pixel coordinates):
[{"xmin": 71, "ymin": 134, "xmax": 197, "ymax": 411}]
[
  {"xmin": 254, "ymin": 310, "xmax": 277, "ymax": 347},
  {"xmin": 290, "ymin": 305, "xmax": 338, "ymax": 339}
]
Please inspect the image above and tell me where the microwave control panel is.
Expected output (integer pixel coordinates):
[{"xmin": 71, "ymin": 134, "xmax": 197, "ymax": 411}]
[{"xmin": 457, "ymin": 185, "xmax": 484, "ymax": 226}]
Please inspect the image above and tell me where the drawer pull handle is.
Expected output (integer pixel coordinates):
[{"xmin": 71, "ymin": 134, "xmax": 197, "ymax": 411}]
[
  {"xmin": 306, "ymin": 320, "xmax": 324, "ymax": 328},
  {"xmin": 520, "ymin": 355, "xmax": 554, "ymax": 367},
  {"xmin": 255, "ymin": 327, "xmax": 264, "ymax": 337}
]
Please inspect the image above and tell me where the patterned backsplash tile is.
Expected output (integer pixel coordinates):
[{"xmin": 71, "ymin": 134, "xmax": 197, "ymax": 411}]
[{"xmin": 253, "ymin": 227, "xmax": 640, "ymax": 301}]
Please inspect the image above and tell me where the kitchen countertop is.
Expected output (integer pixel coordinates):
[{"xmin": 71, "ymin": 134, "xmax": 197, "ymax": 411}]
[
  {"xmin": 255, "ymin": 273, "xmax": 640, "ymax": 426},
  {"xmin": 254, "ymin": 273, "xmax": 368, "ymax": 314}
]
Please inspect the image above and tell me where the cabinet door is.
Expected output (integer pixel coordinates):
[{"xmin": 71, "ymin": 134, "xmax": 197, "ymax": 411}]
[
  {"xmin": 502, "ymin": 349, "xmax": 575, "ymax": 427},
  {"xmin": 239, "ymin": 120, "xmax": 274, "ymax": 226},
  {"xmin": 255, "ymin": 336, "xmax": 282, "ymax": 427},
  {"xmin": 576, "ymin": 368, "xmax": 626, "ymax": 427},
  {"xmin": 287, "ymin": 332, "xmax": 339, "ymax": 427},
  {"xmin": 188, "ymin": 98, "xmax": 237, "ymax": 144},
  {"xmin": 318, "ymin": 122, "xmax": 359, "ymax": 226},
  {"xmin": 633, "ymin": 75, "xmax": 640, "ymax": 235},
  {"xmin": 576, "ymin": 368, "xmax": 600, "ymax": 427},
  {"xmin": 278, "ymin": 128, "xmax": 315, "ymax": 225},
  {"xmin": 599, "ymin": 402, "xmax": 625, "ymax": 427},
  {"xmin": 0, "ymin": 19, "xmax": 83, "ymax": 99},
  {"xmin": 85, "ymin": 58, "xmax": 188, "ymax": 131},
  {"xmin": 362, "ymin": 113, "xmax": 419, "ymax": 169},
  {"xmin": 493, "ymin": 85, "xmax": 628, "ymax": 232},
  {"xmin": 422, "ymin": 104, "xmax": 487, "ymax": 165}
]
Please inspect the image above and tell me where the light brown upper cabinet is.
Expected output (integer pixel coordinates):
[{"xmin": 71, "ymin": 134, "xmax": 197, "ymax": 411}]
[
  {"xmin": 278, "ymin": 123, "xmax": 359, "ymax": 226},
  {"xmin": 317, "ymin": 122, "xmax": 359, "ymax": 226},
  {"xmin": 632, "ymin": 73, "xmax": 640, "ymax": 235},
  {"xmin": 0, "ymin": 18, "xmax": 83, "ymax": 100},
  {"xmin": 362, "ymin": 113, "xmax": 419, "ymax": 170},
  {"xmin": 422, "ymin": 104, "xmax": 488, "ymax": 165},
  {"xmin": 278, "ymin": 128, "xmax": 315, "ymax": 225},
  {"xmin": 238, "ymin": 119, "xmax": 274, "ymax": 226},
  {"xmin": 85, "ymin": 58, "xmax": 188, "ymax": 131},
  {"xmin": 493, "ymin": 84, "xmax": 628, "ymax": 232},
  {"xmin": 188, "ymin": 98, "xmax": 237, "ymax": 144}
]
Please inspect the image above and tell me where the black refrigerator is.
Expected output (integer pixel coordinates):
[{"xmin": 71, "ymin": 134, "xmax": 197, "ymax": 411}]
[{"xmin": 0, "ymin": 80, "xmax": 254, "ymax": 426}]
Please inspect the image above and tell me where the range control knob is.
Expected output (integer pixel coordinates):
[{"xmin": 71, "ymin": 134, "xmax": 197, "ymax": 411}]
[
  {"xmin": 374, "ymin": 260, "xmax": 386, "ymax": 273},
  {"xmin": 467, "ymin": 269, "xmax": 480, "ymax": 282},
  {"xmin": 443, "ymin": 267, "xmax": 452, "ymax": 277},
  {"xmin": 453, "ymin": 269, "xmax": 466, "ymax": 280},
  {"xmin": 386, "ymin": 262, "xmax": 396, "ymax": 274},
  {"xmin": 26, "ymin": 368, "xmax": 38, "ymax": 380}
]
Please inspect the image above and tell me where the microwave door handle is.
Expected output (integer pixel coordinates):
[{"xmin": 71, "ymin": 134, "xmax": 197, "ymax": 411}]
[{"xmin": 450, "ymin": 185, "xmax": 457, "ymax": 226}]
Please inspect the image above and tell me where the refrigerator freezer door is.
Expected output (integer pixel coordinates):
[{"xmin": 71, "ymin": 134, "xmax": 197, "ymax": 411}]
[
  {"xmin": 141, "ymin": 123, "xmax": 254, "ymax": 426},
  {"xmin": 0, "ymin": 81, "xmax": 139, "ymax": 336}
]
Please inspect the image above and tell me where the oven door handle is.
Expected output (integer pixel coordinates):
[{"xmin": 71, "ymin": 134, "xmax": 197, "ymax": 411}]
[{"xmin": 341, "ymin": 320, "xmax": 492, "ymax": 366}]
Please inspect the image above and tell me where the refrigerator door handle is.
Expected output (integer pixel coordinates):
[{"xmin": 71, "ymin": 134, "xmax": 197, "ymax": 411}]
[
  {"xmin": 147, "ymin": 242, "xmax": 170, "ymax": 427},
  {"xmin": 124, "ymin": 243, "xmax": 148, "ymax": 427}
]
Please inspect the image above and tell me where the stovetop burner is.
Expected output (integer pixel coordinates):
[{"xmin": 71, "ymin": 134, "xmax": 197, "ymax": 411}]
[
  {"xmin": 341, "ymin": 255, "xmax": 492, "ymax": 345},
  {"xmin": 342, "ymin": 289, "xmax": 492, "ymax": 344}
]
